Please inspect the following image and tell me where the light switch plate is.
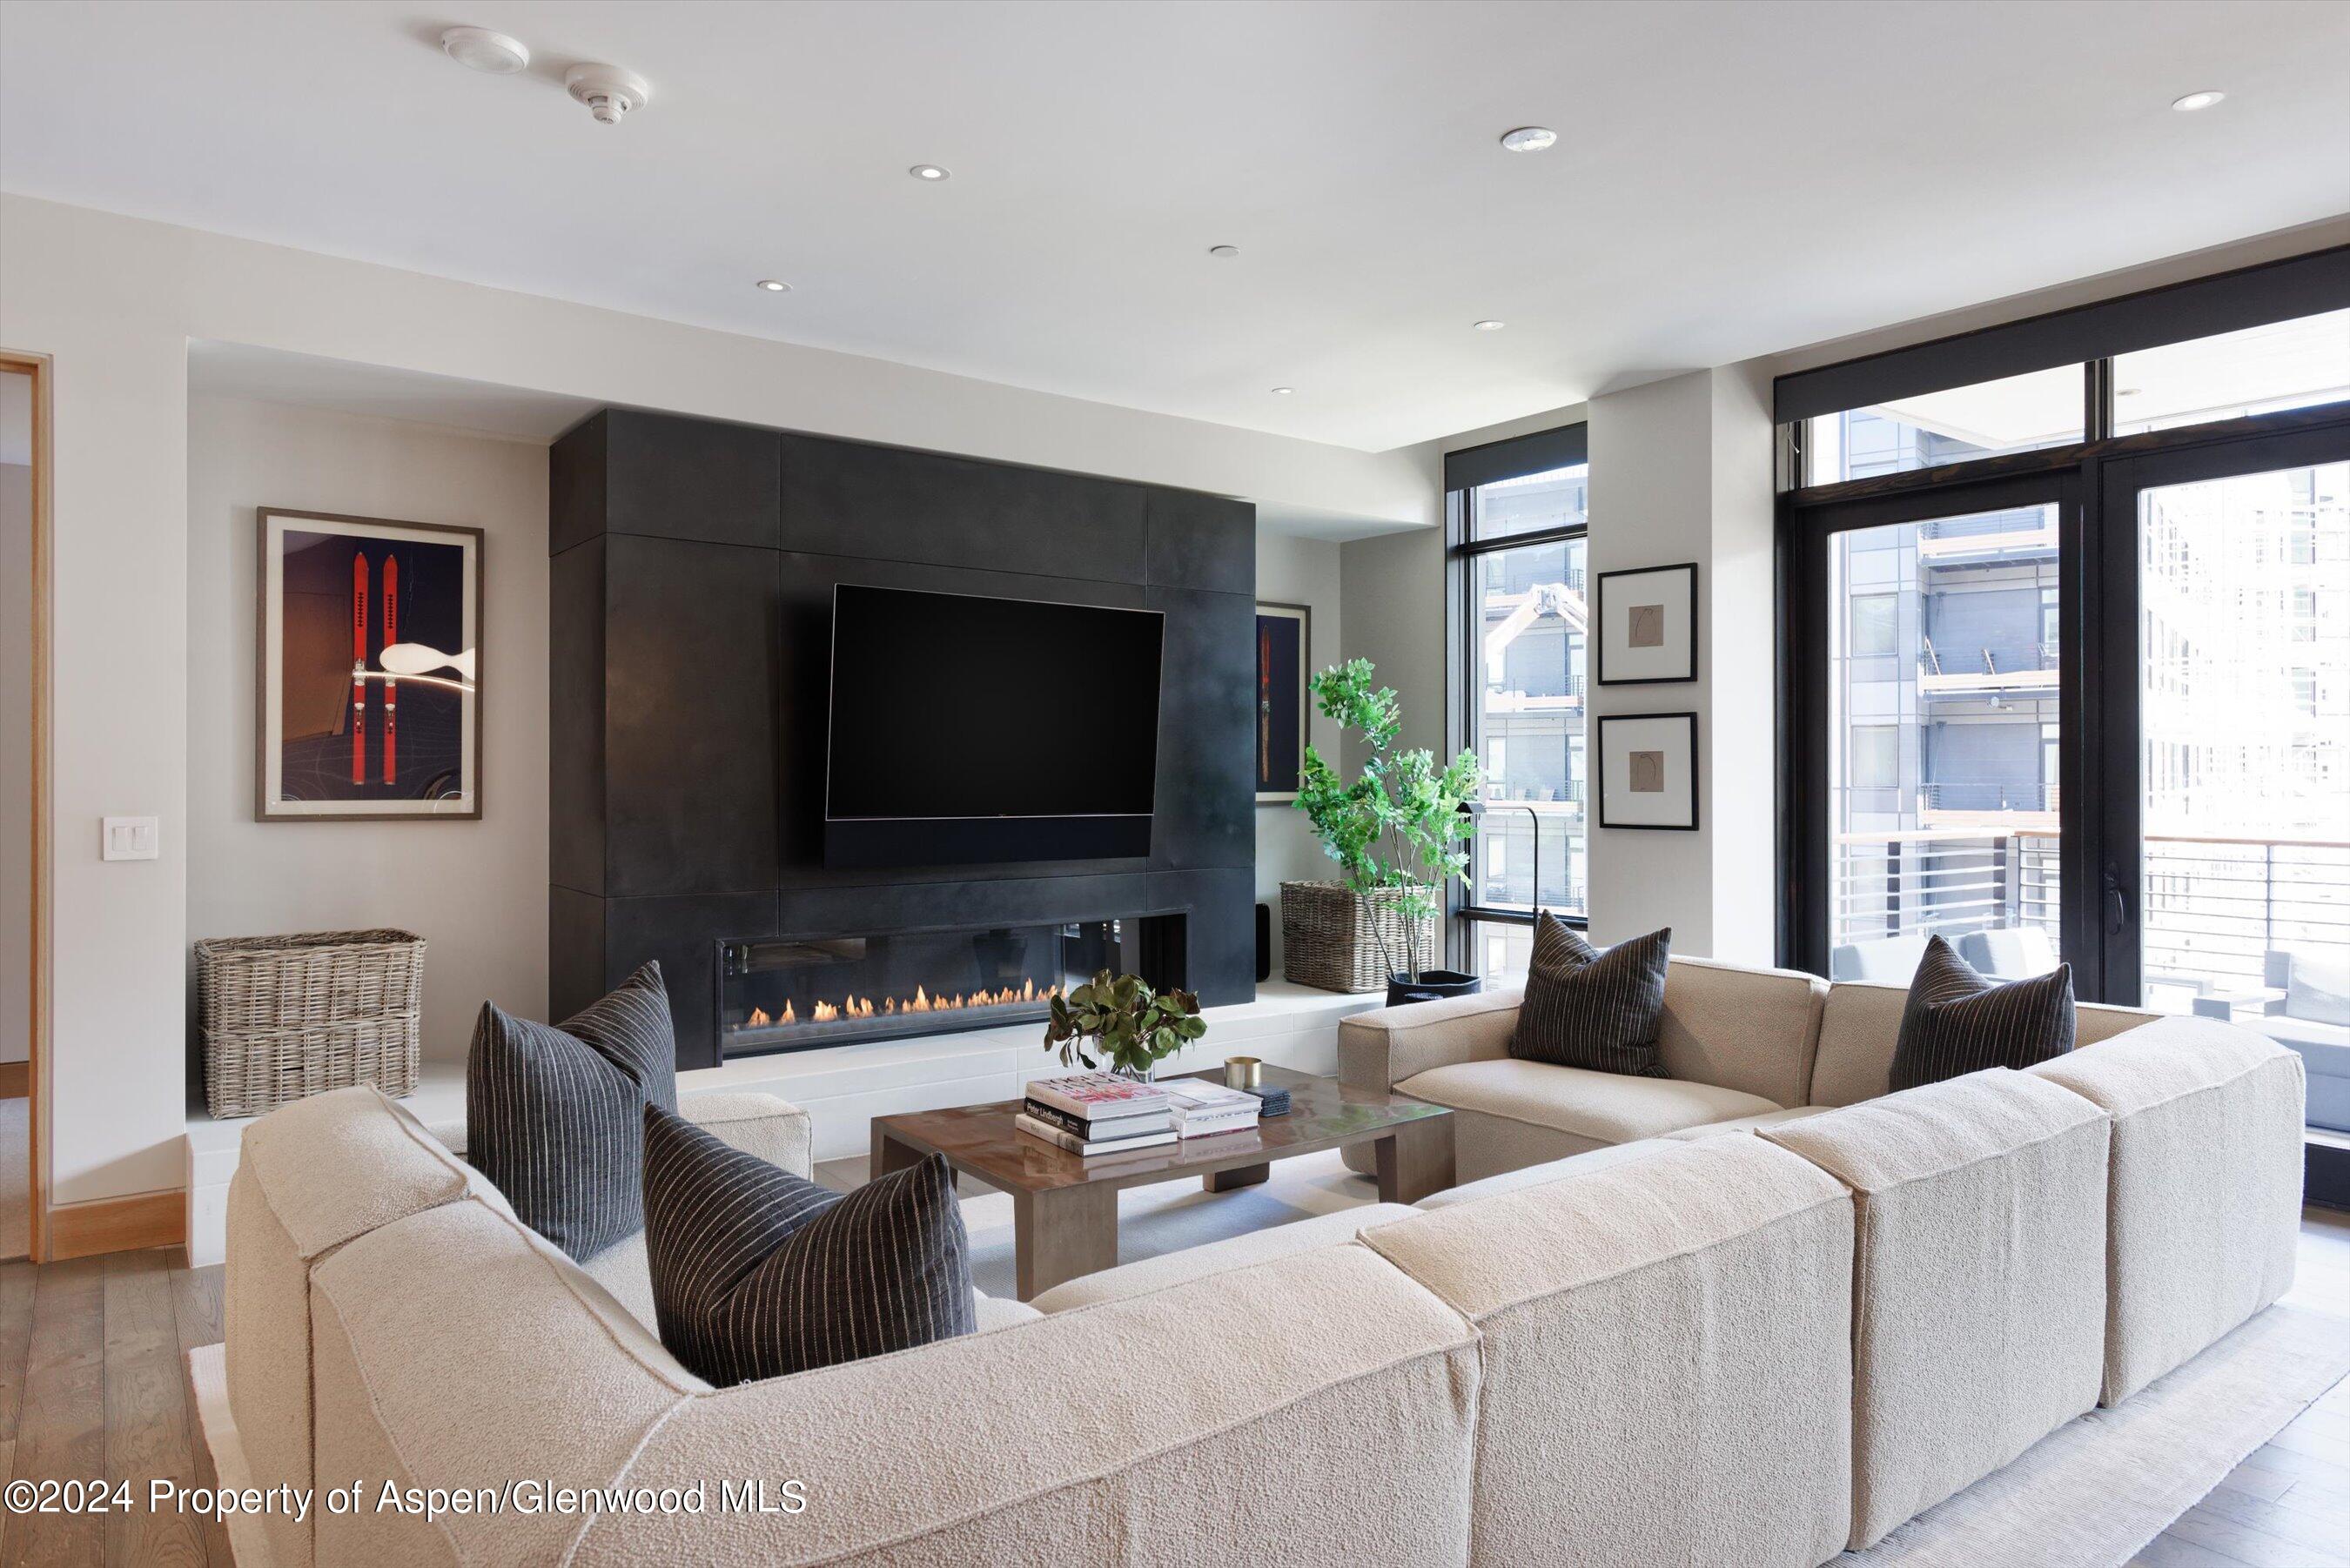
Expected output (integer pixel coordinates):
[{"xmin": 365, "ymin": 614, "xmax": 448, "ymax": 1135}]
[{"xmin": 102, "ymin": 815, "xmax": 160, "ymax": 861}]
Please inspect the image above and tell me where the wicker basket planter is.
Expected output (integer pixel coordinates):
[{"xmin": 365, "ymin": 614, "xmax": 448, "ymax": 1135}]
[
  {"xmin": 196, "ymin": 928, "xmax": 424, "ymax": 1117},
  {"xmin": 1279, "ymin": 881, "xmax": 1440, "ymax": 995}
]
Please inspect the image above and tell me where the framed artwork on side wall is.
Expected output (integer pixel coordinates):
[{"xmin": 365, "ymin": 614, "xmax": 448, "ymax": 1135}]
[
  {"xmin": 1597, "ymin": 712, "xmax": 1698, "ymax": 830},
  {"xmin": 1596, "ymin": 561, "xmax": 1697, "ymax": 684},
  {"xmin": 1255, "ymin": 602, "xmax": 1310, "ymax": 803},
  {"xmin": 257, "ymin": 507, "xmax": 484, "ymax": 821}
]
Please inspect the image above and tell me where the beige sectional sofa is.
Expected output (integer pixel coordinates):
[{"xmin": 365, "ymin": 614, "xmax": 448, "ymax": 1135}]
[
  {"xmin": 206, "ymin": 959, "xmax": 2306, "ymax": 1567},
  {"xmin": 1336, "ymin": 955, "xmax": 2163, "ymax": 1179}
]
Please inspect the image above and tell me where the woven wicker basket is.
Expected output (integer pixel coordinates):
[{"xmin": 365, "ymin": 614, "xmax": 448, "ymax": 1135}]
[
  {"xmin": 196, "ymin": 928, "xmax": 424, "ymax": 1117},
  {"xmin": 1279, "ymin": 881, "xmax": 1440, "ymax": 994}
]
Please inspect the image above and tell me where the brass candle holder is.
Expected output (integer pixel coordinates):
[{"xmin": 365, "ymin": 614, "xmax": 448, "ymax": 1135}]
[{"xmin": 1223, "ymin": 1055, "xmax": 1263, "ymax": 1091}]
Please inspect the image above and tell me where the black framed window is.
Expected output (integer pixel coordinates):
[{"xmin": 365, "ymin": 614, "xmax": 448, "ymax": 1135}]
[
  {"xmin": 1777, "ymin": 246, "xmax": 2350, "ymax": 1192},
  {"xmin": 1446, "ymin": 424, "xmax": 1588, "ymax": 981}
]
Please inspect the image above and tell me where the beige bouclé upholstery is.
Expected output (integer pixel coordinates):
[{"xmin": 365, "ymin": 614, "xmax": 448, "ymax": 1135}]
[
  {"xmin": 226, "ymin": 1081, "xmax": 813, "ymax": 1568},
  {"xmin": 1654, "ymin": 955, "xmax": 1829, "ymax": 1108},
  {"xmin": 1029, "ymin": 1203, "xmax": 1418, "ymax": 1311},
  {"xmin": 1397, "ymin": 1058, "xmax": 1780, "ymax": 1181},
  {"xmin": 311, "ymin": 1198, "xmax": 708, "ymax": 1568},
  {"xmin": 225, "ymin": 1086, "xmax": 507, "ymax": 1568},
  {"xmin": 1660, "ymin": 1106, "xmax": 1828, "ymax": 1141},
  {"xmin": 1762, "ymin": 1069, "xmax": 2112, "ymax": 1550},
  {"xmin": 1337, "ymin": 957, "xmax": 1828, "ymax": 1180},
  {"xmin": 1365, "ymin": 1135, "xmax": 1855, "ymax": 1568},
  {"xmin": 1809, "ymin": 981, "xmax": 2160, "ymax": 1108},
  {"xmin": 2028, "ymin": 1017, "xmax": 2306, "ymax": 1404},
  {"xmin": 570, "ymin": 1245, "xmax": 1481, "ymax": 1566},
  {"xmin": 1413, "ymin": 1136, "xmax": 1680, "ymax": 1210}
]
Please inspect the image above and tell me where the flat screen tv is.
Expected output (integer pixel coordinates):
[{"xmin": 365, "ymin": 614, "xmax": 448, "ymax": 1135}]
[{"xmin": 825, "ymin": 584, "xmax": 1165, "ymax": 867}]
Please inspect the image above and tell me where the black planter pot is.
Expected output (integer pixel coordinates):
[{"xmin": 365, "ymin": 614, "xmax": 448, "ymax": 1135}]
[{"xmin": 1385, "ymin": 968, "xmax": 1483, "ymax": 1008}]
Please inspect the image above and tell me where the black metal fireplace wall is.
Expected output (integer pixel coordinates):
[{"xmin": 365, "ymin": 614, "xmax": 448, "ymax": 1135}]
[{"xmin": 547, "ymin": 409, "xmax": 1257, "ymax": 1069}]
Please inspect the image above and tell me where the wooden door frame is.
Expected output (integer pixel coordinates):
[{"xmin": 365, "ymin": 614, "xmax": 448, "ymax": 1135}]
[{"xmin": 2, "ymin": 351, "xmax": 51, "ymax": 1262}]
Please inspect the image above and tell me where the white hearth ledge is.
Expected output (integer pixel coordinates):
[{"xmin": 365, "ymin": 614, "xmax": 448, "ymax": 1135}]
[{"xmin": 182, "ymin": 981, "xmax": 1382, "ymax": 1265}]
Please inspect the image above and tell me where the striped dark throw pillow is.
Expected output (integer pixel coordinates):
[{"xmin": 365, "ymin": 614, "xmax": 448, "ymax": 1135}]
[
  {"xmin": 642, "ymin": 1106, "xmax": 976, "ymax": 1385},
  {"xmin": 1508, "ymin": 914, "xmax": 1673, "ymax": 1077},
  {"xmin": 1889, "ymin": 935, "xmax": 2076, "ymax": 1091},
  {"xmin": 466, "ymin": 962, "xmax": 680, "ymax": 1262}
]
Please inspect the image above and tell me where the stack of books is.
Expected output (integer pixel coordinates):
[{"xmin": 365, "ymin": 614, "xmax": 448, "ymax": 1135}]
[
  {"xmin": 1156, "ymin": 1077, "xmax": 1265, "ymax": 1138},
  {"xmin": 1015, "ymin": 1073, "xmax": 1175, "ymax": 1156}
]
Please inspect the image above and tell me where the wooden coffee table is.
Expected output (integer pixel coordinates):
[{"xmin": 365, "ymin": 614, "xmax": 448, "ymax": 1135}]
[{"xmin": 870, "ymin": 1065, "xmax": 1454, "ymax": 1300}]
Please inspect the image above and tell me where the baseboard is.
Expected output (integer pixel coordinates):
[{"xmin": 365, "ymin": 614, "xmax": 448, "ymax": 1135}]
[
  {"xmin": 46, "ymin": 1188, "xmax": 185, "ymax": 1259},
  {"xmin": 0, "ymin": 1061, "xmax": 25, "ymax": 1098}
]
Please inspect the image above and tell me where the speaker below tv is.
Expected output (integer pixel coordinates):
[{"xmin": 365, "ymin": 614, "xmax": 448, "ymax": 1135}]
[{"xmin": 824, "ymin": 584, "xmax": 1165, "ymax": 868}]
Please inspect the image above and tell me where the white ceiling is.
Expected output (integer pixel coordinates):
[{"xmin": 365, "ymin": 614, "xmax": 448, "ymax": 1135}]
[{"xmin": 4, "ymin": 0, "xmax": 2347, "ymax": 452}]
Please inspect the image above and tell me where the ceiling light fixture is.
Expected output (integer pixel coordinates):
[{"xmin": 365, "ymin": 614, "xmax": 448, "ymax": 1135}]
[
  {"xmin": 440, "ymin": 26, "xmax": 530, "ymax": 74},
  {"xmin": 1271, "ymin": 386, "xmax": 1295, "ymax": 395},
  {"xmin": 910, "ymin": 164, "xmax": 950, "ymax": 181},
  {"xmin": 1474, "ymin": 319, "xmax": 1506, "ymax": 331},
  {"xmin": 1209, "ymin": 245, "xmax": 1240, "ymax": 258},
  {"xmin": 755, "ymin": 278, "xmax": 790, "ymax": 292},
  {"xmin": 1500, "ymin": 126, "xmax": 1558, "ymax": 152},
  {"xmin": 564, "ymin": 63, "xmax": 650, "ymax": 125},
  {"xmin": 2171, "ymin": 90, "xmax": 2225, "ymax": 112}
]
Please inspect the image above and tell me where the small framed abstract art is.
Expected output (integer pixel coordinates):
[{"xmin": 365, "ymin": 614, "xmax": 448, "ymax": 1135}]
[
  {"xmin": 1254, "ymin": 602, "xmax": 1311, "ymax": 803},
  {"xmin": 257, "ymin": 507, "xmax": 484, "ymax": 821},
  {"xmin": 1597, "ymin": 712, "xmax": 1698, "ymax": 831},
  {"xmin": 1595, "ymin": 561, "xmax": 1697, "ymax": 685}
]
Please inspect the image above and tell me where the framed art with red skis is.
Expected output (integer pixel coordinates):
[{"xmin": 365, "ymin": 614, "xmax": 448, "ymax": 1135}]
[{"xmin": 255, "ymin": 507, "xmax": 483, "ymax": 821}]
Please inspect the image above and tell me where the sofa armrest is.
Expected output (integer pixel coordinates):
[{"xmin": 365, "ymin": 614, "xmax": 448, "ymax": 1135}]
[
  {"xmin": 681, "ymin": 1089, "xmax": 813, "ymax": 1179},
  {"xmin": 1339, "ymin": 986, "xmax": 1523, "ymax": 1095}
]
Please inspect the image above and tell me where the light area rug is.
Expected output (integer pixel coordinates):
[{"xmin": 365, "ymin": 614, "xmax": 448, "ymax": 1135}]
[{"xmin": 1846, "ymin": 1302, "xmax": 2350, "ymax": 1566}]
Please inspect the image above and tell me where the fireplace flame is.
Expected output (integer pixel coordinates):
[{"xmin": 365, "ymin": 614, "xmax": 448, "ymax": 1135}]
[{"xmin": 736, "ymin": 977, "xmax": 1059, "ymax": 1033}]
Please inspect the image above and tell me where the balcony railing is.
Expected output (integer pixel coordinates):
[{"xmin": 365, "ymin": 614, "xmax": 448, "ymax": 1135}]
[
  {"xmin": 1832, "ymin": 831, "xmax": 2062, "ymax": 958},
  {"xmin": 1832, "ymin": 831, "xmax": 2350, "ymax": 1002},
  {"xmin": 1914, "ymin": 512, "xmax": 2058, "ymax": 559},
  {"xmin": 2141, "ymin": 836, "xmax": 2350, "ymax": 1000}
]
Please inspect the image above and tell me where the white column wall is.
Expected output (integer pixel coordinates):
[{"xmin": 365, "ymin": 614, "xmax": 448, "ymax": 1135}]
[{"xmin": 1585, "ymin": 367, "xmax": 1777, "ymax": 963}]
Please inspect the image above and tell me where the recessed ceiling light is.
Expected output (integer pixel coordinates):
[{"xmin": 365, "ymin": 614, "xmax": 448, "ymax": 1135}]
[
  {"xmin": 440, "ymin": 26, "xmax": 529, "ymax": 75},
  {"xmin": 1209, "ymin": 245, "xmax": 1240, "ymax": 258},
  {"xmin": 1474, "ymin": 319, "xmax": 1506, "ymax": 332},
  {"xmin": 755, "ymin": 278, "xmax": 790, "ymax": 292},
  {"xmin": 1500, "ymin": 126, "xmax": 1558, "ymax": 153},
  {"xmin": 910, "ymin": 164, "xmax": 951, "ymax": 181},
  {"xmin": 2171, "ymin": 90, "xmax": 2225, "ymax": 112},
  {"xmin": 1271, "ymin": 386, "xmax": 1295, "ymax": 395}
]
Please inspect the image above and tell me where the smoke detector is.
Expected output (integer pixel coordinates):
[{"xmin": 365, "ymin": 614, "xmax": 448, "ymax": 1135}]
[{"xmin": 564, "ymin": 64, "xmax": 651, "ymax": 125}]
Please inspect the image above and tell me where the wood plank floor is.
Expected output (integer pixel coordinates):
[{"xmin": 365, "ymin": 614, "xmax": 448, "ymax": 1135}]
[{"xmin": 0, "ymin": 1213, "xmax": 2340, "ymax": 1566}]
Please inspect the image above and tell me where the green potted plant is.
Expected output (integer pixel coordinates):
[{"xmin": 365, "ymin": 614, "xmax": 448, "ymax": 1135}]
[
  {"xmin": 1042, "ymin": 970, "xmax": 1207, "ymax": 1081},
  {"xmin": 1292, "ymin": 659, "xmax": 1485, "ymax": 1007}
]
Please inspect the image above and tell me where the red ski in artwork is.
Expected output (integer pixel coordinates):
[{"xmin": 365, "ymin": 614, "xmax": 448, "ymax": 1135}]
[
  {"xmin": 381, "ymin": 554, "xmax": 399, "ymax": 786},
  {"xmin": 351, "ymin": 552, "xmax": 369, "ymax": 786}
]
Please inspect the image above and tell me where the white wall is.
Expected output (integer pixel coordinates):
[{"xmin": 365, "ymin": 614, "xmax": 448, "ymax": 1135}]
[
  {"xmin": 1583, "ymin": 369, "xmax": 1776, "ymax": 962},
  {"xmin": 1336, "ymin": 526, "xmax": 1447, "ymax": 774},
  {"xmin": 0, "ymin": 192, "xmax": 1441, "ymax": 1208},
  {"xmin": 1, "ymin": 460, "xmax": 28, "ymax": 1063},
  {"xmin": 184, "ymin": 397, "xmax": 548, "ymax": 1075},
  {"xmin": 1252, "ymin": 530, "xmax": 1343, "ymax": 971}
]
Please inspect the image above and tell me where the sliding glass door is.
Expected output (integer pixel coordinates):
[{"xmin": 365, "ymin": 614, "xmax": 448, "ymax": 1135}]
[{"xmin": 2097, "ymin": 428, "xmax": 2350, "ymax": 1135}]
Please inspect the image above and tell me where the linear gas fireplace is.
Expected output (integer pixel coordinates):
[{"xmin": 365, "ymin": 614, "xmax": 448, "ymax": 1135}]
[{"xmin": 719, "ymin": 914, "xmax": 1187, "ymax": 1056}]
